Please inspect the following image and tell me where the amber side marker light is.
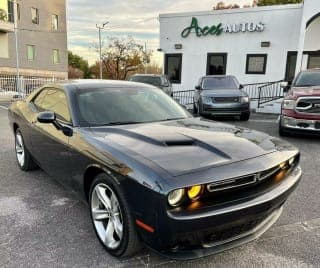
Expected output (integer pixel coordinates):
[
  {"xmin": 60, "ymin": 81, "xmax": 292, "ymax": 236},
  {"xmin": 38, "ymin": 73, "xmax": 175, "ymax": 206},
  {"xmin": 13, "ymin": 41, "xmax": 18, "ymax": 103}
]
[{"xmin": 136, "ymin": 219, "xmax": 155, "ymax": 233}]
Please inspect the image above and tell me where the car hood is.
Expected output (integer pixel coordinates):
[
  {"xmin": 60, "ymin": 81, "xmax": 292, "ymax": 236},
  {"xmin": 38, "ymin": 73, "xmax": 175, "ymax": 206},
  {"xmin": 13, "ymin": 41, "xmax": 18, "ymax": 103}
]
[
  {"xmin": 89, "ymin": 118, "xmax": 292, "ymax": 177},
  {"xmin": 290, "ymin": 86, "xmax": 320, "ymax": 98},
  {"xmin": 201, "ymin": 89, "xmax": 245, "ymax": 97}
]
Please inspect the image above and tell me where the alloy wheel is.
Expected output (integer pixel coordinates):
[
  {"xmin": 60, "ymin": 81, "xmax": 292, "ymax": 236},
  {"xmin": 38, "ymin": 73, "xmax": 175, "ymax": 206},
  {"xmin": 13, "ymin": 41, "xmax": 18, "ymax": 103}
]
[
  {"xmin": 15, "ymin": 132, "xmax": 25, "ymax": 167},
  {"xmin": 91, "ymin": 183, "xmax": 124, "ymax": 249}
]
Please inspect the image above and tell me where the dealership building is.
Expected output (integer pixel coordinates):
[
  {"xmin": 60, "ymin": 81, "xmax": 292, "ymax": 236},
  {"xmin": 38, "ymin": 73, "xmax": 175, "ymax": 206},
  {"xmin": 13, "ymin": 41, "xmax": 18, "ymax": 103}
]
[{"xmin": 159, "ymin": 0, "xmax": 320, "ymax": 92}]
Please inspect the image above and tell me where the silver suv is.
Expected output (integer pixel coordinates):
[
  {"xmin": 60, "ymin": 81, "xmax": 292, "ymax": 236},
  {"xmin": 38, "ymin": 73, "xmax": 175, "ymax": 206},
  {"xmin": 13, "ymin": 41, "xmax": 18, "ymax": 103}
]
[
  {"xmin": 194, "ymin": 75, "xmax": 250, "ymax": 121},
  {"xmin": 129, "ymin": 74, "xmax": 173, "ymax": 96}
]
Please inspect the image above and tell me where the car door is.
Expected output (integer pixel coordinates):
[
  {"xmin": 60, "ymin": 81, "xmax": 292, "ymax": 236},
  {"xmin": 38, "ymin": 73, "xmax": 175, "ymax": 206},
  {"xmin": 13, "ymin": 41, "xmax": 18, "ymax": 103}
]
[{"xmin": 29, "ymin": 87, "xmax": 73, "ymax": 182}]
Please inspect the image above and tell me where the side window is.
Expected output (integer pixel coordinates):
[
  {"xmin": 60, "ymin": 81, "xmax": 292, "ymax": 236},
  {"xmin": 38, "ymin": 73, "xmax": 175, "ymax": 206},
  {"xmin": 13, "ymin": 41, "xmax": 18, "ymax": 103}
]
[
  {"xmin": 33, "ymin": 88, "xmax": 71, "ymax": 123},
  {"xmin": 33, "ymin": 89, "xmax": 49, "ymax": 110}
]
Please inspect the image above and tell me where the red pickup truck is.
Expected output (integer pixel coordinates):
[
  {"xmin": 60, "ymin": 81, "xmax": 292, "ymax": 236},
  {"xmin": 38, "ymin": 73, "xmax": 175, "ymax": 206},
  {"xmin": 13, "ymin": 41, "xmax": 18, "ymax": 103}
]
[{"xmin": 279, "ymin": 69, "xmax": 320, "ymax": 136}]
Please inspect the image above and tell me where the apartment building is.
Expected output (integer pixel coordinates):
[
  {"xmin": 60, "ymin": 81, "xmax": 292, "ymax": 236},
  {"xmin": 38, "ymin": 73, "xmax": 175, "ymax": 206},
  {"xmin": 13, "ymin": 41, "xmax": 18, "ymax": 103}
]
[{"xmin": 0, "ymin": 0, "xmax": 67, "ymax": 79}]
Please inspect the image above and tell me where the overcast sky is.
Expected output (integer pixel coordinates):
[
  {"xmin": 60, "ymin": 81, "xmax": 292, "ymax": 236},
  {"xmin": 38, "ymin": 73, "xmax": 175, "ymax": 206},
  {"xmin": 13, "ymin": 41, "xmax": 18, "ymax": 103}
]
[{"xmin": 67, "ymin": 0, "xmax": 253, "ymax": 65}]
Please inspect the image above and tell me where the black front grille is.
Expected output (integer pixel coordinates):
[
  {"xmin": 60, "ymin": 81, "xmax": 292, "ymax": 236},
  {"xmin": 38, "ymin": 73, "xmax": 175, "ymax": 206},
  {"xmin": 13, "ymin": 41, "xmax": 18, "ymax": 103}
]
[
  {"xmin": 204, "ymin": 218, "xmax": 263, "ymax": 244},
  {"xmin": 296, "ymin": 98, "xmax": 320, "ymax": 114},
  {"xmin": 212, "ymin": 97, "xmax": 240, "ymax": 103},
  {"xmin": 172, "ymin": 216, "xmax": 266, "ymax": 250}
]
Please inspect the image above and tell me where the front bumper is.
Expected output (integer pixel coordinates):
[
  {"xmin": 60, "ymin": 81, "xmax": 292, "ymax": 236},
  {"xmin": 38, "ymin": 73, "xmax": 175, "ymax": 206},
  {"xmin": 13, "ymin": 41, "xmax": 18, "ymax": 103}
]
[
  {"xmin": 280, "ymin": 115, "xmax": 320, "ymax": 133},
  {"xmin": 149, "ymin": 166, "xmax": 301, "ymax": 260},
  {"xmin": 201, "ymin": 102, "xmax": 250, "ymax": 116}
]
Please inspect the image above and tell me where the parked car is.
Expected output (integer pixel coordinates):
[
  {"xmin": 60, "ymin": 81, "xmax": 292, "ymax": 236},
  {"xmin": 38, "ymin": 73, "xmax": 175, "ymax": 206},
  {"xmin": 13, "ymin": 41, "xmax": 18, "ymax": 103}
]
[
  {"xmin": 0, "ymin": 89, "xmax": 25, "ymax": 102},
  {"xmin": 279, "ymin": 69, "xmax": 320, "ymax": 136},
  {"xmin": 8, "ymin": 80, "xmax": 301, "ymax": 259},
  {"xmin": 194, "ymin": 75, "xmax": 250, "ymax": 121},
  {"xmin": 129, "ymin": 74, "xmax": 173, "ymax": 96}
]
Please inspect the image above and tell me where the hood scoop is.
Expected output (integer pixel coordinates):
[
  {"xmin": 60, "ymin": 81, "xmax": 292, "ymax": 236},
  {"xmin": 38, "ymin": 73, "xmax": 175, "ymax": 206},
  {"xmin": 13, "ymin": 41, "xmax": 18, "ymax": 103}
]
[{"xmin": 164, "ymin": 139, "xmax": 195, "ymax": 146}]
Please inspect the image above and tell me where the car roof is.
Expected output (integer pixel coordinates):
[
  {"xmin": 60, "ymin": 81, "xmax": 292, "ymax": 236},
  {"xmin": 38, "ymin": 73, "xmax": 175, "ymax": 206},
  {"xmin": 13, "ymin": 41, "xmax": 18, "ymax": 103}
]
[
  {"xmin": 202, "ymin": 75, "xmax": 235, "ymax": 78},
  {"xmin": 300, "ymin": 68, "xmax": 320, "ymax": 73},
  {"xmin": 131, "ymin": 74, "xmax": 164, "ymax": 77}
]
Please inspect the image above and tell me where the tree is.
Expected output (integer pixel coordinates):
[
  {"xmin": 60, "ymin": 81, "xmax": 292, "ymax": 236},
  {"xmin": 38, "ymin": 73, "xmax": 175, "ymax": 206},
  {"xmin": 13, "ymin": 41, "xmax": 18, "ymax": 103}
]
[
  {"xmin": 213, "ymin": 1, "xmax": 240, "ymax": 10},
  {"xmin": 68, "ymin": 51, "xmax": 91, "ymax": 78},
  {"xmin": 98, "ymin": 36, "xmax": 152, "ymax": 80},
  {"xmin": 257, "ymin": 0, "xmax": 302, "ymax": 6}
]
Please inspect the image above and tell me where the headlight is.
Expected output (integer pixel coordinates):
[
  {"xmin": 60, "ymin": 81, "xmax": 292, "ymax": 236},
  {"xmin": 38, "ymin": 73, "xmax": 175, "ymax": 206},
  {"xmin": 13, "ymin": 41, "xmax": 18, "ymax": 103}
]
[
  {"xmin": 288, "ymin": 156, "xmax": 295, "ymax": 166},
  {"xmin": 168, "ymin": 189, "xmax": 185, "ymax": 207},
  {"xmin": 279, "ymin": 161, "xmax": 288, "ymax": 170},
  {"xmin": 202, "ymin": 96, "xmax": 212, "ymax": 104},
  {"xmin": 282, "ymin": 99, "xmax": 296, "ymax": 110},
  {"xmin": 187, "ymin": 185, "xmax": 203, "ymax": 200},
  {"xmin": 241, "ymin": 96, "xmax": 250, "ymax": 103}
]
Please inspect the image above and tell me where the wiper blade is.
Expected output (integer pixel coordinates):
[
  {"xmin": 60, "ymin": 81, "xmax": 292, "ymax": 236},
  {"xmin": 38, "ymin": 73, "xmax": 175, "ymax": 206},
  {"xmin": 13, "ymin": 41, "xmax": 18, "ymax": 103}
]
[
  {"xmin": 158, "ymin": 117, "xmax": 186, "ymax": 122},
  {"xmin": 96, "ymin": 121, "xmax": 141, "ymax": 126}
]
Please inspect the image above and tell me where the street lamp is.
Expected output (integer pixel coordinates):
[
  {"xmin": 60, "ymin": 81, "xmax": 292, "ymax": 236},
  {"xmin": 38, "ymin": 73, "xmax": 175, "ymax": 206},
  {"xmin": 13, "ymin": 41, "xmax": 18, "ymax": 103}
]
[
  {"xmin": 8, "ymin": 0, "xmax": 21, "ymax": 93},
  {"xmin": 96, "ymin": 21, "xmax": 109, "ymax": 79}
]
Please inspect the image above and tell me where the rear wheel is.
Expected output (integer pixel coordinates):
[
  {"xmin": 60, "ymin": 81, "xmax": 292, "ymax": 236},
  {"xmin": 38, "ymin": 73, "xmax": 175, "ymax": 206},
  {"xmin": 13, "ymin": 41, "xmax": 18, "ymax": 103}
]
[
  {"xmin": 240, "ymin": 112, "xmax": 250, "ymax": 121},
  {"xmin": 89, "ymin": 174, "xmax": 141, "ymax": 257},
  {"xmin": 15, "ymin": 129, "xmax": 37, "ymax": 171}
]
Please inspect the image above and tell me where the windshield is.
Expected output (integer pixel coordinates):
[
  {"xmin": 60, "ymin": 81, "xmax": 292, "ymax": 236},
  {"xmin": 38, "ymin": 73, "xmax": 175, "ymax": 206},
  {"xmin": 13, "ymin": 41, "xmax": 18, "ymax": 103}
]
[
  {"xmin": 202, "ymin": 77, "xmax": 238, "ymax": 90},
  {"xmin": 294, "ymin": 72, "xmax": 320, "ymax": 87},
  {"xmin": 130, "ymin": 76, "xmax": 161, "ymax": 87},
  {"xmin": 75, "ymin": 87, "xmax": 190, "ymax": 126}
]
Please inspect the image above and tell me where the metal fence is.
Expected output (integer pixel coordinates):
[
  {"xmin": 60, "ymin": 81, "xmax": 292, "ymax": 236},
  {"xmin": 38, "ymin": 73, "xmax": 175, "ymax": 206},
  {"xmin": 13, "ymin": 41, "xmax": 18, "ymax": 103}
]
[
  {"xmin": 0, "ymin": 75, "xmax": 60, "ymax": 98},
  {"xmin": 257, "ymin": 80, "xmax": 284, "ymax": 108},
  {"xmin": 172, "ymin": 90, "xmax": 195, "ymax": 106},
  {"xmin": 171, "ymin": 80, "xmax": 284, "ymax": 108}
]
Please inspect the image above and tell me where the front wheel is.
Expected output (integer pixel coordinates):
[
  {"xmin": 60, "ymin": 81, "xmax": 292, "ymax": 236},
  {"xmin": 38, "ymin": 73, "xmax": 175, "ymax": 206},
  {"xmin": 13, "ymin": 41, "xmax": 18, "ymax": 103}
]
[
  {"xmin": 15, "ymin": 129, "xmax": 37, "ymax": 171},
  {"xmin": 240, "ymin": 112, "xmax": 250, "ymax": 121},
  {"xmin": 279, "ymin": 119, "xmax": 289, "ymax": 137},
  {"xmin": 89, "ymin": 174, "xmax": 141, "ymax": 257}
]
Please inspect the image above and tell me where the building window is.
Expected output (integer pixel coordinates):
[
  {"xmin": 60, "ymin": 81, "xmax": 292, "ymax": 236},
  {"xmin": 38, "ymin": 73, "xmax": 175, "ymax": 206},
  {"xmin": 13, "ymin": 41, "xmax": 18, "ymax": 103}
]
[
  {"xmin": 308, "ymin": 54, "xmax": 320, "ymax": 69},
  {"xmin": 246, "ymin": 54, "xmax": 267, "ymax": 74},
  {"xmin": 207, "ymin": 53, "xmax": 227, "ymax": 75},
  {"xmin": 27, "ymin": 45, "xmax": 35, "ymax": 61},
  {"xmin": 53, "ymin": 49, "xmax": 60, "ymax": 64},
  {"xmin": 52, "ymin": 14, "xmax": 58, "ymax": 30},
  {"xmin": 31, "ymin": 7, "xmax": 39, "ymax": 24},
  {"xmin": 17, "ymin": 3, "xmax": 20, "ymax": 20},
  {"xmin": 285, "ymin": 51, "xmax": 297, "ymax": 83},
  {"xmin": 7, "ymin": 0, "xmax": 14, "ymax": 22},
  {"xmin": 165, "ymin": 54, "xmax": 182, "ymax": 84}
]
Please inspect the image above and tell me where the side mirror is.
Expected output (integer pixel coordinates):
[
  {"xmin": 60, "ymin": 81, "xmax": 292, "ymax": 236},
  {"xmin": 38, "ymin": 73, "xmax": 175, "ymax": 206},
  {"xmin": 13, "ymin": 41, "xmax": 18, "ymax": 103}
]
[
  {"xmin": 163, "ymin": 82, "xmax": 170, "ymax": 87},
  {"xmin": 280, "ymin": 81, "xmax": 288, "ymax": 89},
  {"xmin": 239, "ymin": 84, "xmax": 244, "ymax": 89},
  {"xmin": 195, "ymin": 85, "xmax": 201, "ymax": 90},
  {"xmin": 37, "ymin": 111, "xmax": 56, "ymax": 124},
  {"xmin": 37, "ymin": 111, "xmax": 73, "ymax": 137}
]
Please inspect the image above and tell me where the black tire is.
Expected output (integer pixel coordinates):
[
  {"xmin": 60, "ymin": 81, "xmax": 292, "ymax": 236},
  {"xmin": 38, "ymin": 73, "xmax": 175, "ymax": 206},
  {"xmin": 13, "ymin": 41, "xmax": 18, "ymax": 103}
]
[
  {"xmin": 240, "ymin": 112, "xmax": 250, "ymax": 121},
  {"xmin": 279, "ymin": 120, "xmax": 289, "ymax": 137},
  {"xmin": 89, "ymin": 173, "xmax": 141, "ymax": 258},
  {"xmin": 193, "ymin": 102, "xmax": 198, "ymax": 114},
  {"xmin": 15, "ymin": 129, "xmax": 37, "ymax": 171}
]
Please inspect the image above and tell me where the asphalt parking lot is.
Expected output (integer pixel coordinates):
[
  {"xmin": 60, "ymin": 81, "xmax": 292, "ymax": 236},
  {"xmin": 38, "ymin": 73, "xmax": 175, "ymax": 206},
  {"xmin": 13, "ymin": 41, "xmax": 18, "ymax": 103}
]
[{"xmin": 0, "ymin": 105, "xmax": 319, "ymax": 268}]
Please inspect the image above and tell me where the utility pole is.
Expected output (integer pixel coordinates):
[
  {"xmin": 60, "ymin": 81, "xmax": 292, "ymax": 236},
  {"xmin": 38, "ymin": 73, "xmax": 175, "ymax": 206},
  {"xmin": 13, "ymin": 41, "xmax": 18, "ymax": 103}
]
[
  {"xmin": 11, "ymin": 0, "xmax": 21, "ymax": 93},
  {"xmin": 96, "ymin": 21, "xmax": 109, "ymax": 79},
  {"xmin": 144, "ymin": 42, "xmax": 147, "ymax": 74}
]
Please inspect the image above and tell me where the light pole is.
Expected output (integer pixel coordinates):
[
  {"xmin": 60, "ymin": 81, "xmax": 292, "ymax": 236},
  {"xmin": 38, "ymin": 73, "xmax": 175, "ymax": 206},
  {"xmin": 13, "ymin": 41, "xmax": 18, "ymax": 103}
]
[
  {"xmin": 96, "ymin": 21, "xmax": 109, "ymax": 79},
  {"xmin": 9, "ymin": 0, "xmax": 21, "ymax": 93}
]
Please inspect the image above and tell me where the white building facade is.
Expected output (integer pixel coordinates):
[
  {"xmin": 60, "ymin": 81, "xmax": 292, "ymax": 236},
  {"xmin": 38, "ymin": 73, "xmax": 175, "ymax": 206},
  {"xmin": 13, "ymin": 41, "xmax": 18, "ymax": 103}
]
[{"xmin": 159, "ymin": 0, "xmax": 320, "ymax": 92}]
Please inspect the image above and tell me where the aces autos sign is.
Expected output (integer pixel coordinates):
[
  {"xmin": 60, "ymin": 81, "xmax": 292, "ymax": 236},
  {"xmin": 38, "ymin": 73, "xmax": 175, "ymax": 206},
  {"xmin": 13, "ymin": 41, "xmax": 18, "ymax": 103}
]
[{"xmin": 181, "ymin": 17, "xmax": 265, "ymax": 38}]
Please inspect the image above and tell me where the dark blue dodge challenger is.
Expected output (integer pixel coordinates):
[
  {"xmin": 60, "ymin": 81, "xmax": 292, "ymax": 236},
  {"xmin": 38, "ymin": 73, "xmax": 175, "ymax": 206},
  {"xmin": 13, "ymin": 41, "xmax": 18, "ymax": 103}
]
[{"xmin": 8, "ymin": 80, "xmax": 301, "ymax": 259}]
